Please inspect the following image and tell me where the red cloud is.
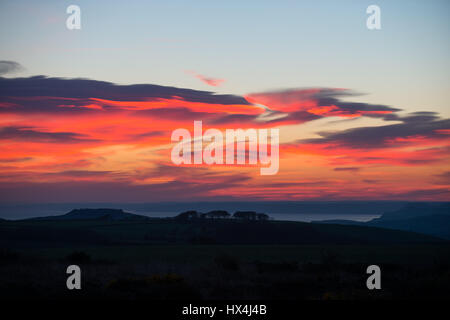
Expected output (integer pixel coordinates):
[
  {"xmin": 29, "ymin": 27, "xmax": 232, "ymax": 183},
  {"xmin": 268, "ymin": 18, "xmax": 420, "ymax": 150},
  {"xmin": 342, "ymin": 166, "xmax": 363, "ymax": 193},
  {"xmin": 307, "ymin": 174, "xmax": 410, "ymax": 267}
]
[
  {"xmin": 185, "ymin": 70, "xmax": 225, "ymax": 87},
  {"xmin": 245, "ymin": 88, "xmax": 399, "ymax": 118},
  {"xmin": 1, "ymin": 76, "xmax": 449, "ymax": 202}
]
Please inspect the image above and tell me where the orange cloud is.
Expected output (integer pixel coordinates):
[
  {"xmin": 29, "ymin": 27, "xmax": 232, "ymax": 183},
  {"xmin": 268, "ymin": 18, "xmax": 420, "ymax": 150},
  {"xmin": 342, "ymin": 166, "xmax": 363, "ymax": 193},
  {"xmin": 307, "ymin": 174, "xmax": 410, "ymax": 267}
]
[{"xmin": 0, "ymin": 76, "xmax": 449, "ymax": 202}]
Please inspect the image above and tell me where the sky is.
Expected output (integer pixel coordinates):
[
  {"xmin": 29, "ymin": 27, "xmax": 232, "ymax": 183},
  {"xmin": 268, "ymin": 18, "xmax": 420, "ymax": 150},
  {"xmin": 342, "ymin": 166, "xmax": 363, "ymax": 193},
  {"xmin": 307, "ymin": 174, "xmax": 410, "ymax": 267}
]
[{"xmin": 0, "ymin": 0, "xmax": 449, "ymax": 202}]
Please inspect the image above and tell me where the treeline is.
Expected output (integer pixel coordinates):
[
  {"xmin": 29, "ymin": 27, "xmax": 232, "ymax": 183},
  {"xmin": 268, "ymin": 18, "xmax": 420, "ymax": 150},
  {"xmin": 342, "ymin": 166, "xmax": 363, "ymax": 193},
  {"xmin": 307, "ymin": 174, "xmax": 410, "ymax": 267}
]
[{"xmin": 174, "ymin": 210, "xmax": 270, "ymax": 221}]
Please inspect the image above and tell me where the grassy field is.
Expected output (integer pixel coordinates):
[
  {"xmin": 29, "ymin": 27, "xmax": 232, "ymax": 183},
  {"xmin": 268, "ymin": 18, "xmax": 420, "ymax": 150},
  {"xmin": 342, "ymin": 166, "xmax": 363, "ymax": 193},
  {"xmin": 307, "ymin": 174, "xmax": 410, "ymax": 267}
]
[
  {"xmin": 0, "ymin": 218, "xmax": 444, "ymax": 246},
  {"xmin": 2, "ymin": 243, "xmax": 450, "ymax": 300},
  {"xmin": 17, "ymin": 244, "xmax": 450, "ymax": 266},
  {"xmin": 1, "ymin": 218, "xmax": 449, "ymax": 300}
]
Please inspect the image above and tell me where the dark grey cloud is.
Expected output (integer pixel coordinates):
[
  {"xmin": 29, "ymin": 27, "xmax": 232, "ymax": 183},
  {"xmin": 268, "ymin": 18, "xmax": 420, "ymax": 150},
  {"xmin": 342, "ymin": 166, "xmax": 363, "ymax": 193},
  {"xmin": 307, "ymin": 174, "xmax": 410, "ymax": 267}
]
[
  {"xmin": 434, "ymin": 171, "xmax": 450, "ymax": 180},
  {"xmin": 333, "ymin": 167, "xmax": 360, "ymax": 172},
  {"xmin": 391, "ymin": 188, "xmax": 450, "ymax": 199},
  {"xmin": 0, "ymin": 172, "xmax": 252, "ymax": 202},
  {"xmin": 432, "ymin": 171, "xmax": 450, "ymax": 185},
  {"xmin": 0, "ymin": 78, "xmax": 411, "ymax": 130},
  {"xmin": 362, "ymin": 179, "xmax": 379, "ymax": 184},
  {"xmin": 264, "ymin": 181, "xmax": 328, "ymax": 188},
  {"xmin": 208, "ymin": 113, "xmax": 261, "ymax": 125},
  {"xmin": 0, "ymin": 61, "xmax": 24, "ymax": 75},
  {"xmin": 301, "ymin": 111, "xmax": 450, "ymax": 149},
  {"xmin": 135, "ymin": 107, "xmax": 215, "ymax": 120},
  {"xmin": 312, "ymin": 89, "xmax": 401, "ymax": 116},
  {"xmin": 0, "ymin": 126, "xmax": 99, "ymax": 143},
  {"xmin": 268, "ymin": 110, "xmax": 321, "ymax": 125},
  {"xmin": 0, "ymin": 75, "xmax": 249, "ymax": 105},
  {"xmin": 131, "ymin": 130, "xmax": 166, "ymax": 139},
  {"xmin": 0, "ymin": 169, "xmax": 120, "ymax": 181},
  {"xmin": 133, "ymin": 163, "xmax": 249, "ymax": 184},
  {"xmin": 45, "ymin": 170, "xmax": 115, "ymax": 177},
  {"xmin": 0, "ymin": 157, "xmax": 33, "ymax": 163},
  {"xmin": 247, "ymin": 88, "xmax": 401, "ymax": 118}
]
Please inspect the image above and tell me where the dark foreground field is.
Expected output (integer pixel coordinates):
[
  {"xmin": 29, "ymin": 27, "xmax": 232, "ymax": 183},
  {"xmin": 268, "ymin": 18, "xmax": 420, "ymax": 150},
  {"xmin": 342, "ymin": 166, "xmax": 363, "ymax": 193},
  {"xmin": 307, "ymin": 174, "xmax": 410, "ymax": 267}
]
[{"xmin": 1, "ymin": 218, "xmax": 449, "ymax": 300}]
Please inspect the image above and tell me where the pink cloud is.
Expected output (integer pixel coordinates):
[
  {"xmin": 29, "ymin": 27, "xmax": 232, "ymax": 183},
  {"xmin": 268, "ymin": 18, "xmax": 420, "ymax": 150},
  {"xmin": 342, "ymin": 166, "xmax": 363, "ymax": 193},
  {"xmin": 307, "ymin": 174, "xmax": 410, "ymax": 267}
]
[{"xmin": 186, "ymin": 70, "xmax": 225, "ymax": 87}]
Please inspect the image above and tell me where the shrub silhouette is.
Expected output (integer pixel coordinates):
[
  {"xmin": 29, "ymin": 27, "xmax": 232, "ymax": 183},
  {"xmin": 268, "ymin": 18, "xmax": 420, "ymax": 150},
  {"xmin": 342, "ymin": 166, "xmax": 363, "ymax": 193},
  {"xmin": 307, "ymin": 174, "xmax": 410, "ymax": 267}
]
[
  {"xmin": 254, "ymin": 260, "xmax": 298, "ymax": 273},
  {"xmin": 175, "ymin": 210, "xmax": 199, "ymax": 220},
  {"xmin": 257, "ymin": 213, "xmax": 269, "ymax": 221},
  {"xmin": 320, "ymin": 250, "xmax": 341, "ymax": 267},
  {"xmin": 0, "ymin": 249, "xmax": 20, "ymax": 264},
  {"xmin": 214, "ymin": 254, "xmax": 240, "ymax": 271},
  {"xmin": 204, "ymin": 210, "xmax": 230, "ymax": 219},
  {"xmin": 106, "ymin": 274, "xmax": 200, "ymax": 299},
  {"xmin": 233, "ymin": 211, "xmax": 257, "ymax": 220},
  {"xmin": 65, "ymin": 251, "xmax": 92, "ymax": 264}
]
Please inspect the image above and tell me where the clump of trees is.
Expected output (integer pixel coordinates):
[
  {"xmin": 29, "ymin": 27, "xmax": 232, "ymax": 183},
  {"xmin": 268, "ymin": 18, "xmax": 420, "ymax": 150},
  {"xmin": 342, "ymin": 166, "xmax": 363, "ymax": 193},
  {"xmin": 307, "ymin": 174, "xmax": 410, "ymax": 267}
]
[
  {"xmin": 214, "ymin": 254, "xmax": 240, "ymax": 271},
  {"xmin": 175, "ymin": 210, "xmax": 200, "ymax": 220},
  {"xmin": 175, "ymin": 210, "xmax": 269, "ymax": 221},
  {"xmin": 233, "ymin": 211, "xmax": 269, "ymax": 221},
  {"xmin": 176, "ymin": 210, "xmax": 230, "ymax": 220},
  {"xmin": 65, "ymin": 251, "xmax": 92, "ymax": 264},
  {"xmin": 201, "ymin": 210, "xmax": 230, "ymax": 219}
]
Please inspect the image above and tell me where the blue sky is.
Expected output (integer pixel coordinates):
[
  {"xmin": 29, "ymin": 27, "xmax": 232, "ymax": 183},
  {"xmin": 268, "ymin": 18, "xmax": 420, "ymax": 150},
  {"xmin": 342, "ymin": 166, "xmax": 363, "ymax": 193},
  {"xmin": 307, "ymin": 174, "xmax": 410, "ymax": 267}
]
[{"xmin": 1, "ymin": 0, "xmax": 449, "ymax": 116}]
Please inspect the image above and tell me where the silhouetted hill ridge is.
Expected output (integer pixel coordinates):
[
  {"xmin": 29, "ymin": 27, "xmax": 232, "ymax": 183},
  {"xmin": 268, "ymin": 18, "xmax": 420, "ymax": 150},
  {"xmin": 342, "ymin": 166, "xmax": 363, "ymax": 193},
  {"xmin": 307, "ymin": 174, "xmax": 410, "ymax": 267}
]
[
  {"xmin": 27, "ymin": 208, "xmax": 150, "ymax": 221},
  {"xmin": 374, "ymin": 202, "xmax": 450, "ymax": 221},
  {"xmin": 0, "ymin": 208, "xmax": 443, "ymax": 246},
  {"xmin": 315, "ymin": 203, "xmax": 450, "ymax": 239}
]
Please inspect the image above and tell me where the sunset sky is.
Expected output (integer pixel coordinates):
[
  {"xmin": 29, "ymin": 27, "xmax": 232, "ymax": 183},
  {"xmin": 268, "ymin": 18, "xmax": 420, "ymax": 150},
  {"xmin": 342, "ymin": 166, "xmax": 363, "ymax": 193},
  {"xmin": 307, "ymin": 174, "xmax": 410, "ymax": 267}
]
[{"xmin": 0, "ymin": 0, "xmax": 449, "ymax": 202}]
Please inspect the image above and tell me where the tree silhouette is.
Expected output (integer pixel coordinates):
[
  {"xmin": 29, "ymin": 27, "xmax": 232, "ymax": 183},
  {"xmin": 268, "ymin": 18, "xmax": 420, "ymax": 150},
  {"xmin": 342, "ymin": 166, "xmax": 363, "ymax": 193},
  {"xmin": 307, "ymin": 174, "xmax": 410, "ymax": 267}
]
[
  {"xmin": 204, "ymin": 210, "xmax": 230, "ymax": 219},
  {"xmin": 233, "ymin": 211, "xmax": 257, "ymax": 220},
  {"xmin": 175, "ymin": 210, "xmax": 199, "ymax": 220}
]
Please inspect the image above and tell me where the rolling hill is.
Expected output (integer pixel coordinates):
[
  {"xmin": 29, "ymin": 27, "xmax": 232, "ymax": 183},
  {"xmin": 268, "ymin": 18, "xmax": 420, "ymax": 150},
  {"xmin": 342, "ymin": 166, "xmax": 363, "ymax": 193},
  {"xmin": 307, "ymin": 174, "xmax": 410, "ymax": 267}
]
[
  {"xmin": 315, "ymin": 203, "xmax": 450, "ymax": 239},
  {"xmin": 27, "ymin": 208, "xmax": 150, "ymax": 221},
  {"xmin": 0, "ymin": 208, "xmax": 445, "ymax": 247}
]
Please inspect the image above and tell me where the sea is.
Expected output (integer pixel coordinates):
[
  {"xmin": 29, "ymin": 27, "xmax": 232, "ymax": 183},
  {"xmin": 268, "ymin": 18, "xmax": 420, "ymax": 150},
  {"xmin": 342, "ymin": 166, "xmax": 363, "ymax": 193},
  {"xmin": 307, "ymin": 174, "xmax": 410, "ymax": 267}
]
[{"xmin": 0, "ymin": 203, "xmax": 380, "ymax": 222}]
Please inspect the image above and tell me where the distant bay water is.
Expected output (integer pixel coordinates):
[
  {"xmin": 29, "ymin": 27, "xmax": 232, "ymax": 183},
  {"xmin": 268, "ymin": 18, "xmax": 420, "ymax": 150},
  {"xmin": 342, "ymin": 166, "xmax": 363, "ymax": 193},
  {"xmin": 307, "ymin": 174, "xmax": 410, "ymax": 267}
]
[
  {"xmin": 126, "ymin": 211, "xmax": 380, "ymax": 222},
  {"xmin": 0, "ymin": 202, "xmax": 398, "ymax": 221}
]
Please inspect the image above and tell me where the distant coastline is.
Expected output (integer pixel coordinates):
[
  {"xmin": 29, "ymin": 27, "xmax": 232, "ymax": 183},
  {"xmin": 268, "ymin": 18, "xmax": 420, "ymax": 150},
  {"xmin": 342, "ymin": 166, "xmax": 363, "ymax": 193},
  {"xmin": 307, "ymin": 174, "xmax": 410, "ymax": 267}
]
[{"xmin": 0, "ymin": 200, "xmax": 415, "ymax": 220}]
